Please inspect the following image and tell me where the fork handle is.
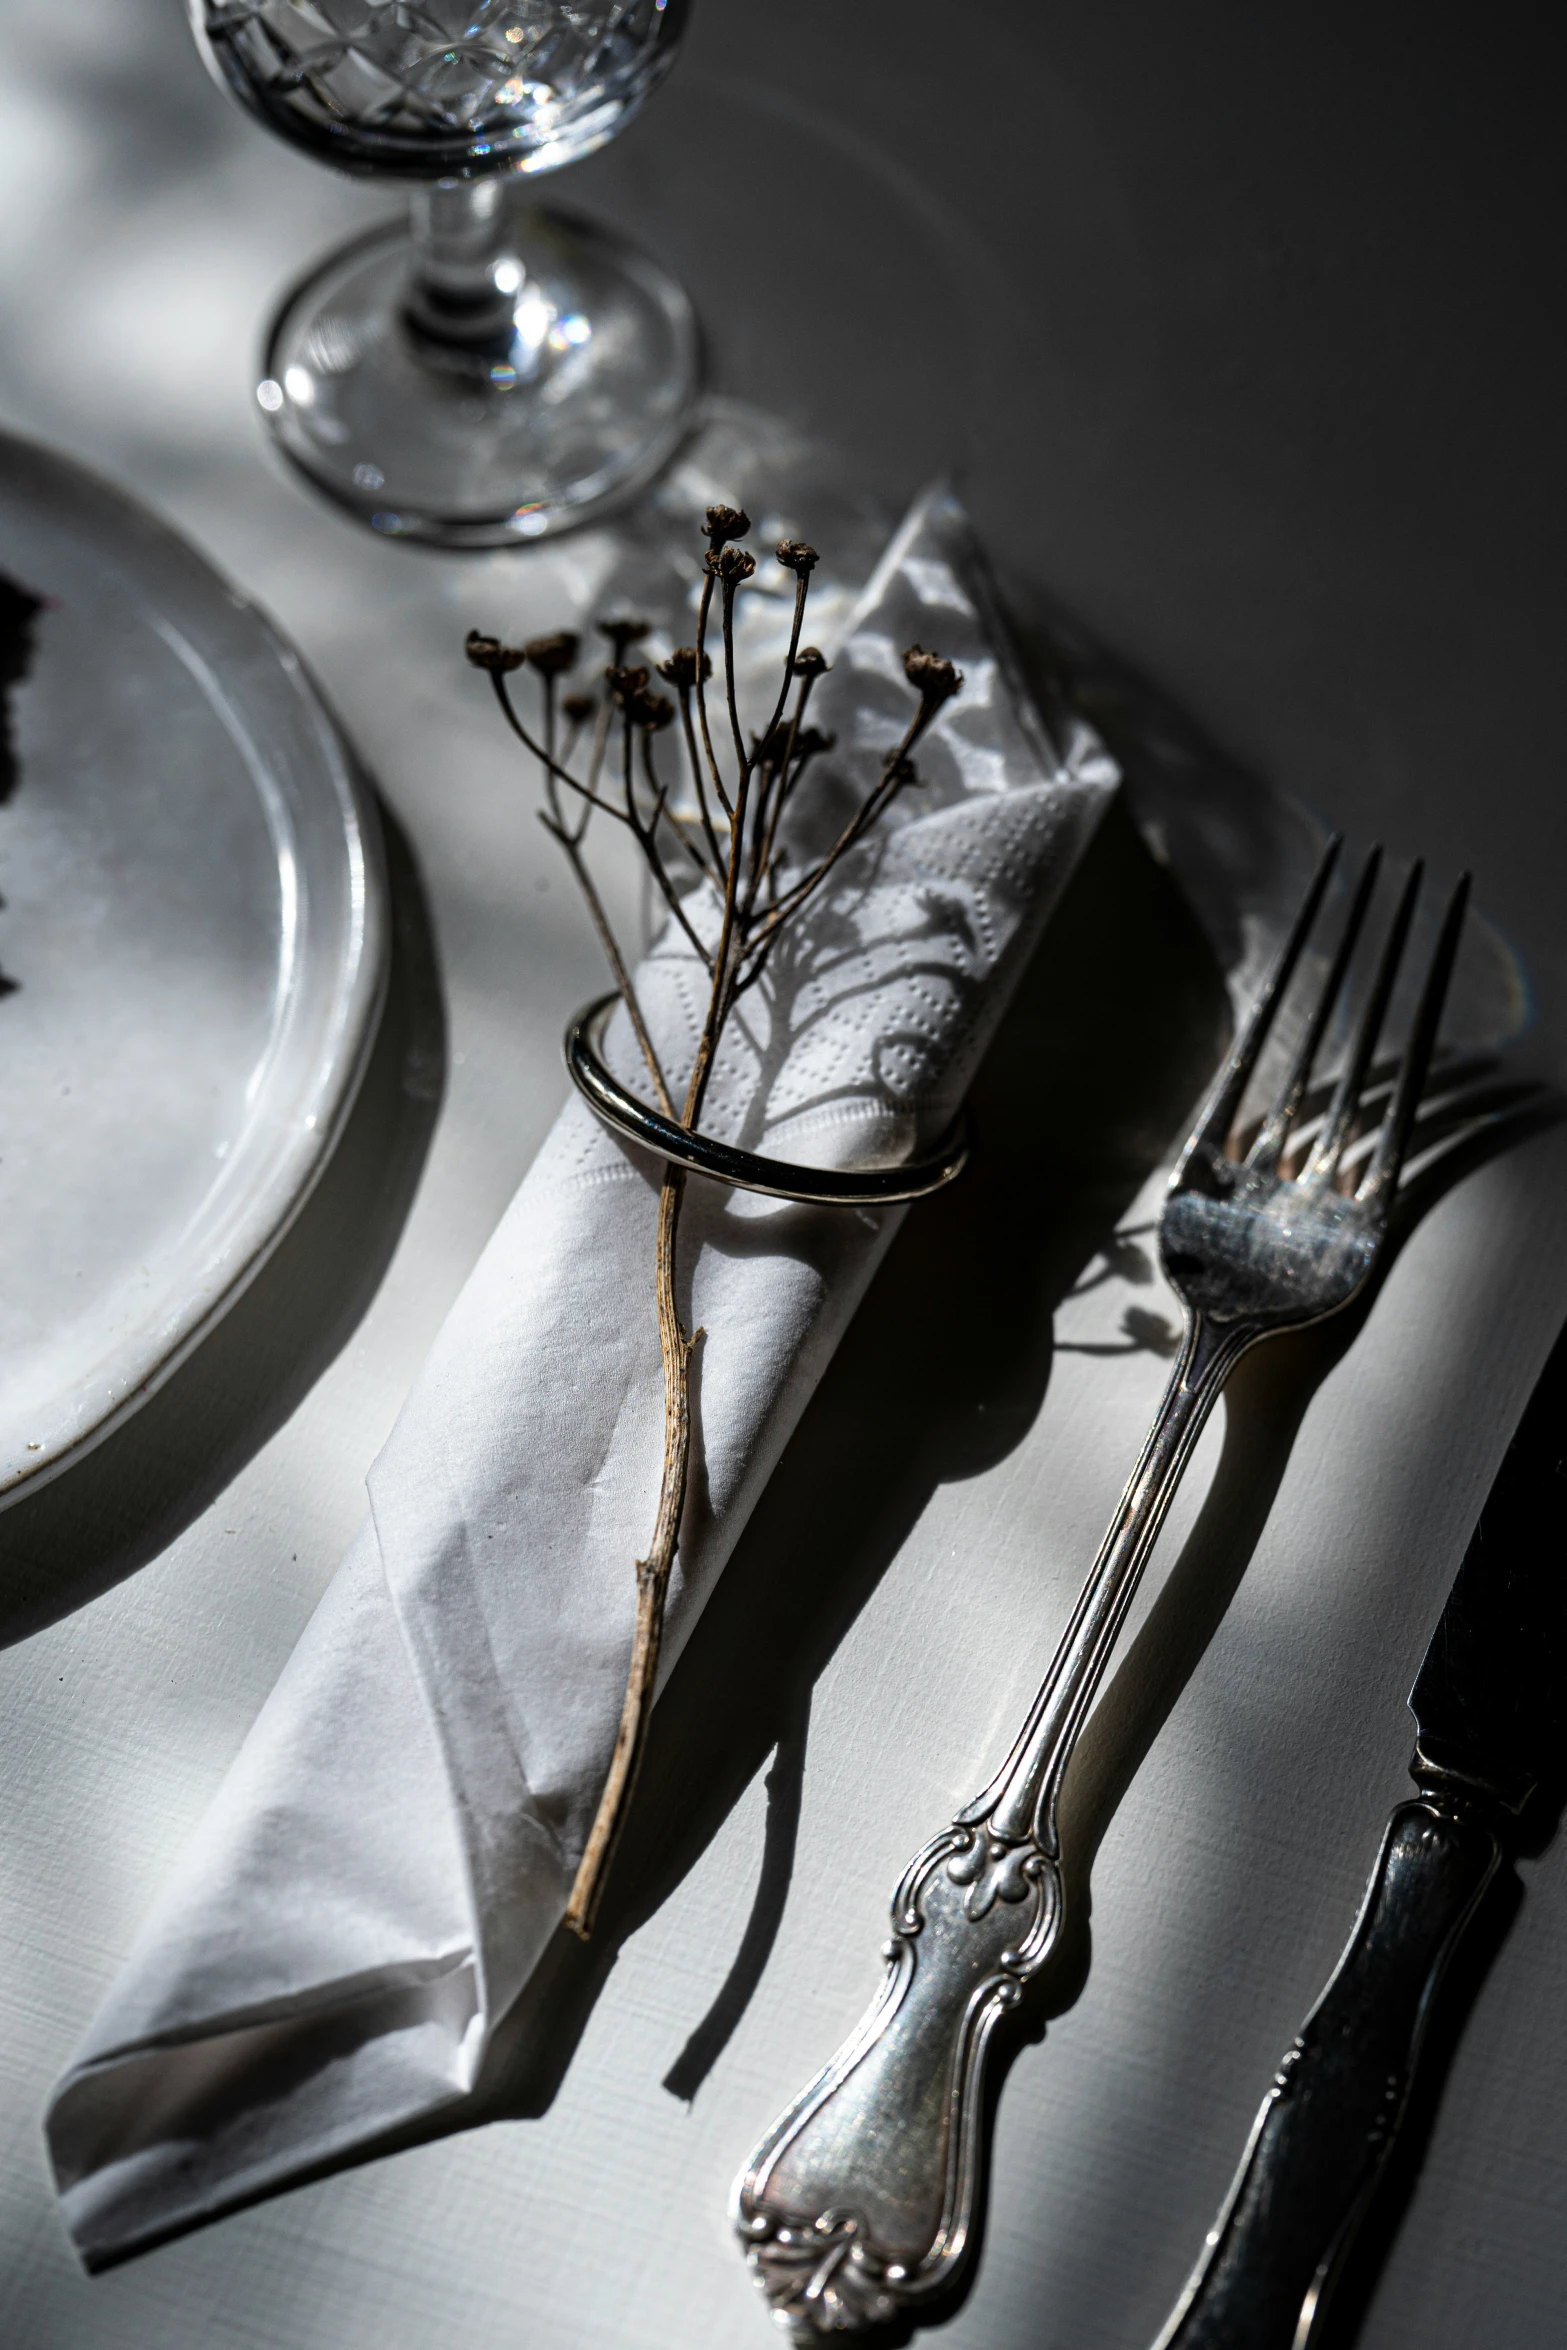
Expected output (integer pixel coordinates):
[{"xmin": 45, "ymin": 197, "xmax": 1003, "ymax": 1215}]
[
  {"xmin": 1150, "ymin": 1796, "xmax": 1501, "ymax": 2350},
  {"xmin": 969, "ymin": 1312, "xmax": 1251, "ymax": 1852},
  {"xmin": 733, "ymin": 1822, "xmax": 1062, "ymax": 2336},
  {"xmin": 732, "ymin": 1314, "xmax": 1254, "ymax": 2336}
]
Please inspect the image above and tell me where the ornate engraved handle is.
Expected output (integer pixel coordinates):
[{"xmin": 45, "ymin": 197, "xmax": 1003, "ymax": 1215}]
[{"xmin": 732, "ymin": 1314, "xmax": 1252, "ymax": 2336}]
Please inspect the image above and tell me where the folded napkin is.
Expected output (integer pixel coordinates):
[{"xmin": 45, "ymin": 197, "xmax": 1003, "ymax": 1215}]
[{"xmin": 45, "ymin": 487, "xmax": 1118, "ymax": 2266}]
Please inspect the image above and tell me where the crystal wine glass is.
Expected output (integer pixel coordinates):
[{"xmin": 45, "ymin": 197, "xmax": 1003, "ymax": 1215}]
[{"xmin": 189, "ymin": 2, "xmax": 697, "ymax": 547}]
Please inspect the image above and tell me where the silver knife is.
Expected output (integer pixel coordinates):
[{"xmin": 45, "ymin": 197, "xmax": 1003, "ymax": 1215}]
[{"xmin": 1150, "ymin": 1313, "xmax": 1567, "ymax": 2350}]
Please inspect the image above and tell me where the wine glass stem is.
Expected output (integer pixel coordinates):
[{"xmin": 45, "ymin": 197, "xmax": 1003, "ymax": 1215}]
[{"xmin": 406, "ymin": 178, "xmax": 518, "ymax": 347}]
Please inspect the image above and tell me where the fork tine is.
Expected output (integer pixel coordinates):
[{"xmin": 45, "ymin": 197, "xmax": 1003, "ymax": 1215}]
[
  {"xmin": 1187, "ymin": 834, "xmax": 1342, "ymax": 1159},
  {"xmin": 1303, "ymin": 858, "xmax": 1423, "ymax": 1189},
  {"xmin": 1246, "ymin": 845, "xmax": 1382, "ymax": 1176},
  {"xmin": 1356, "ymin": 872, "xmax": 1471, "ymax": 1209}
]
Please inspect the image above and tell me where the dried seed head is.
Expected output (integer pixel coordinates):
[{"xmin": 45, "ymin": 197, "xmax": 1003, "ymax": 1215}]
[
  {"xmin": 465, "ymin": 630, "xmax": 527, "ymax": 674},
  {"xmin": 607, "ymin": 664, "xmax": 651, "ymax": 705},
  {"xmin": 775, "ymin": 538, "xmax": 819, "ymax": 577},
  {"xmin": 626, "ymin": 689, "xmax": 675, "ymax": 732},
  {"xmin": 758, "ymin": 721, "xmax": 834, "ymax": 769},
  {"xmin": 656, "ymin": 645, "xmax": 713, "ymax": 691},
  {"xmin": 902, "ymin": 644, "xmax": 962, "ymax": 708},
  {"xmin": 597, "ymin": 616, "xmax": 650, "ymax": 664},
  {"xmin": 883, "ymin": 752, "xmax": 920, "ymax": 787},
  {"xmin": 791, "ymin": 645, "xmax": 829, "ymax": 680},
  {"xmin": 703, "ymin": 504, "xmax": 750, "ymax": 548},
  {"xmin": 523, "ymin": 630, "xmax": 579, "ymax": 677},
  {"xmin": 706, "ymin": 544, "xmax": 757, "ymax": 585},
  {"xmin": 562, "ymin": 692, "xmax": 597, "ymax": 726}
]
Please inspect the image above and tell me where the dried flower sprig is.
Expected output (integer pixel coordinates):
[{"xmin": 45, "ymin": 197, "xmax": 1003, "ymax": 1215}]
[{"xmin": 467, "ymin": 508, "xmax": 962, "ymax": 1935}]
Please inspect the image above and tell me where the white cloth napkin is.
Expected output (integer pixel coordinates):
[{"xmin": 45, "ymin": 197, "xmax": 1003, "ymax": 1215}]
[{"xmin": 45, "ymin": 487, "xmax": 1118, "ymax": 2266}]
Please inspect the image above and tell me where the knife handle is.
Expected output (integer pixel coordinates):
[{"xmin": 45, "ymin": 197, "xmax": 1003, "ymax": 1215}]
[{"xmin": 1152, "ymin": 1797, "xmax": 1501, "ymax": 2350}]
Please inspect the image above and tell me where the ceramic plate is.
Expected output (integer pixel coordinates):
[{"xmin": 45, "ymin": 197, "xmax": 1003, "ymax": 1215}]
[{"xmin": 0, "ymin": 432, "xmax": 386, "ymax": 1504}]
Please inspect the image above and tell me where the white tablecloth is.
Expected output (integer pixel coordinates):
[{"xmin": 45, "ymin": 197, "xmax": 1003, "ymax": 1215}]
[{"xmin": 1, "ymin": 5, "xmax": 1563, "ymax": 2347}]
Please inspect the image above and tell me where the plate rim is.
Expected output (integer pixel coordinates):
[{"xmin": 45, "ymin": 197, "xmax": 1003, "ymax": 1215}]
[{"xmin": 0, "ymin": 427, "xmax": 389, "ymax": 1509}]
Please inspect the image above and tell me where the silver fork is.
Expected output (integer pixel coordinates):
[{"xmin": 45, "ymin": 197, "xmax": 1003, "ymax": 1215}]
[{"xmin": 731, "ymin": 838, "xmax": 1471, "ymax": 2339}]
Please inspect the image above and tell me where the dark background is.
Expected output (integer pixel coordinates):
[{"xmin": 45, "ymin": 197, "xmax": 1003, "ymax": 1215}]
[{"xmin": 587, "ymin": 0, "xmax": 1567, "ymax": 1064}]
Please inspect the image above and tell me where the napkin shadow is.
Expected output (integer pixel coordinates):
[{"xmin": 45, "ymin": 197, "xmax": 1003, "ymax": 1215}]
[{"xmin": 0, "ymin": 799, "xmax": 445, "ymax": 1650}]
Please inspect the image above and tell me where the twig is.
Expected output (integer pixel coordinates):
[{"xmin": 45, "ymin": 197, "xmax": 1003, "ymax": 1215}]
[
  {"xmin": 563, "ymin": 1158, "xmax": 693, "ymax": 1934},
  {"xmin": 538, "ymin": 812, "xmax": 674, "ymax": 1117},
  {"xmin": 666, "ymin": 664, "xmax": 728, "ymax": 876},
  {"xmin": 466, "ymin": 532, "xmax": 963, "ymax": 1939}
]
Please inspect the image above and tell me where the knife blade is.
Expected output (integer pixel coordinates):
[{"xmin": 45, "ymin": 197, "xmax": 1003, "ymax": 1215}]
[
  {"xmin": 1406, "ymin": 1343, "xmax": 1565, "ymax": 1811},
  {"xmin": 1149, "ymin": 1315, "xmax": 1567, "ymax": 2350}
]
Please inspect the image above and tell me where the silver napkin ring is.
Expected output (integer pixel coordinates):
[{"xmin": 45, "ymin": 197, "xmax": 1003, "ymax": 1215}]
[{"xmin": 563, "ymin": 994, "xmax": 970, "ymax": 1205}]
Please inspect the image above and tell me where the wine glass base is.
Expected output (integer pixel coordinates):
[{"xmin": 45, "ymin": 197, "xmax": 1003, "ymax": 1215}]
[{"xmin": 259, "ymin": 203, "xmax": 700, "ymax": 549}]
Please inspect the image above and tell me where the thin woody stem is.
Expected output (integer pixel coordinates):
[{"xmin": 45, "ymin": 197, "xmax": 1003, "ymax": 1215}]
[
  {"xmin": 540, "ymin": 812, "xmax": 674, "ymax": 1117},
  {"xmin": 742, "ymin": 666, "xmax": 818, "ymax": 926},
  {"xmin": 541, "ymin": 674, "xmax": 562, "ymax": 833},
  {"xmin": 564, "ymin": 1158, "xmax": 693, "ymax": 1937},
  {"xmin": 753, "ymin": 568, "xmax": 810, "ymax": 769},
  {"xmin": 606, "ymin": 708, "xmax": 717, "ymax": 971},
  {"xmin": 491, "ymin": 675, "xmax": 623, "ymax": 820},
  {"xmin": 564, "ymin": 972, "xmax": 727, "ymax": 1938},
  {"xmin": 738, "ymin": 704, "xmax": 930, "ymax": 978},
  {"xmin": 705, "ymin": 720, "xmax": 756, "ymax": 1039},
  {"xmin": 692, "ymin": 572, "xmax": 733, "ymax": 818},
  {"xmin": 493, "ymin": 664, "xmax": 671, "ymax": 1106},
  {"xmin": 564, "ymin": 707, "xmax": 753, "ymax": 1935},
  {"xmin": 636, "ymin": 744, "xmax": 674, "ymax": 848},
  {"xmin": 641, "ymin": 732, "xmax": 720, "ymax": 886},
  {"xmin": 624, "ymin": 765, "xmax": 719, "ymax": 974},
  {"xmin": 574, "ymin": 689, "xmax": 614, "ymax": 845},
  {"xmin": 677, "ymin": 684, "xmax": 728, "ymax": 877},
  {"xmin": 721, "ymin": 578, "xmax": 750, "ymax": 783}
]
